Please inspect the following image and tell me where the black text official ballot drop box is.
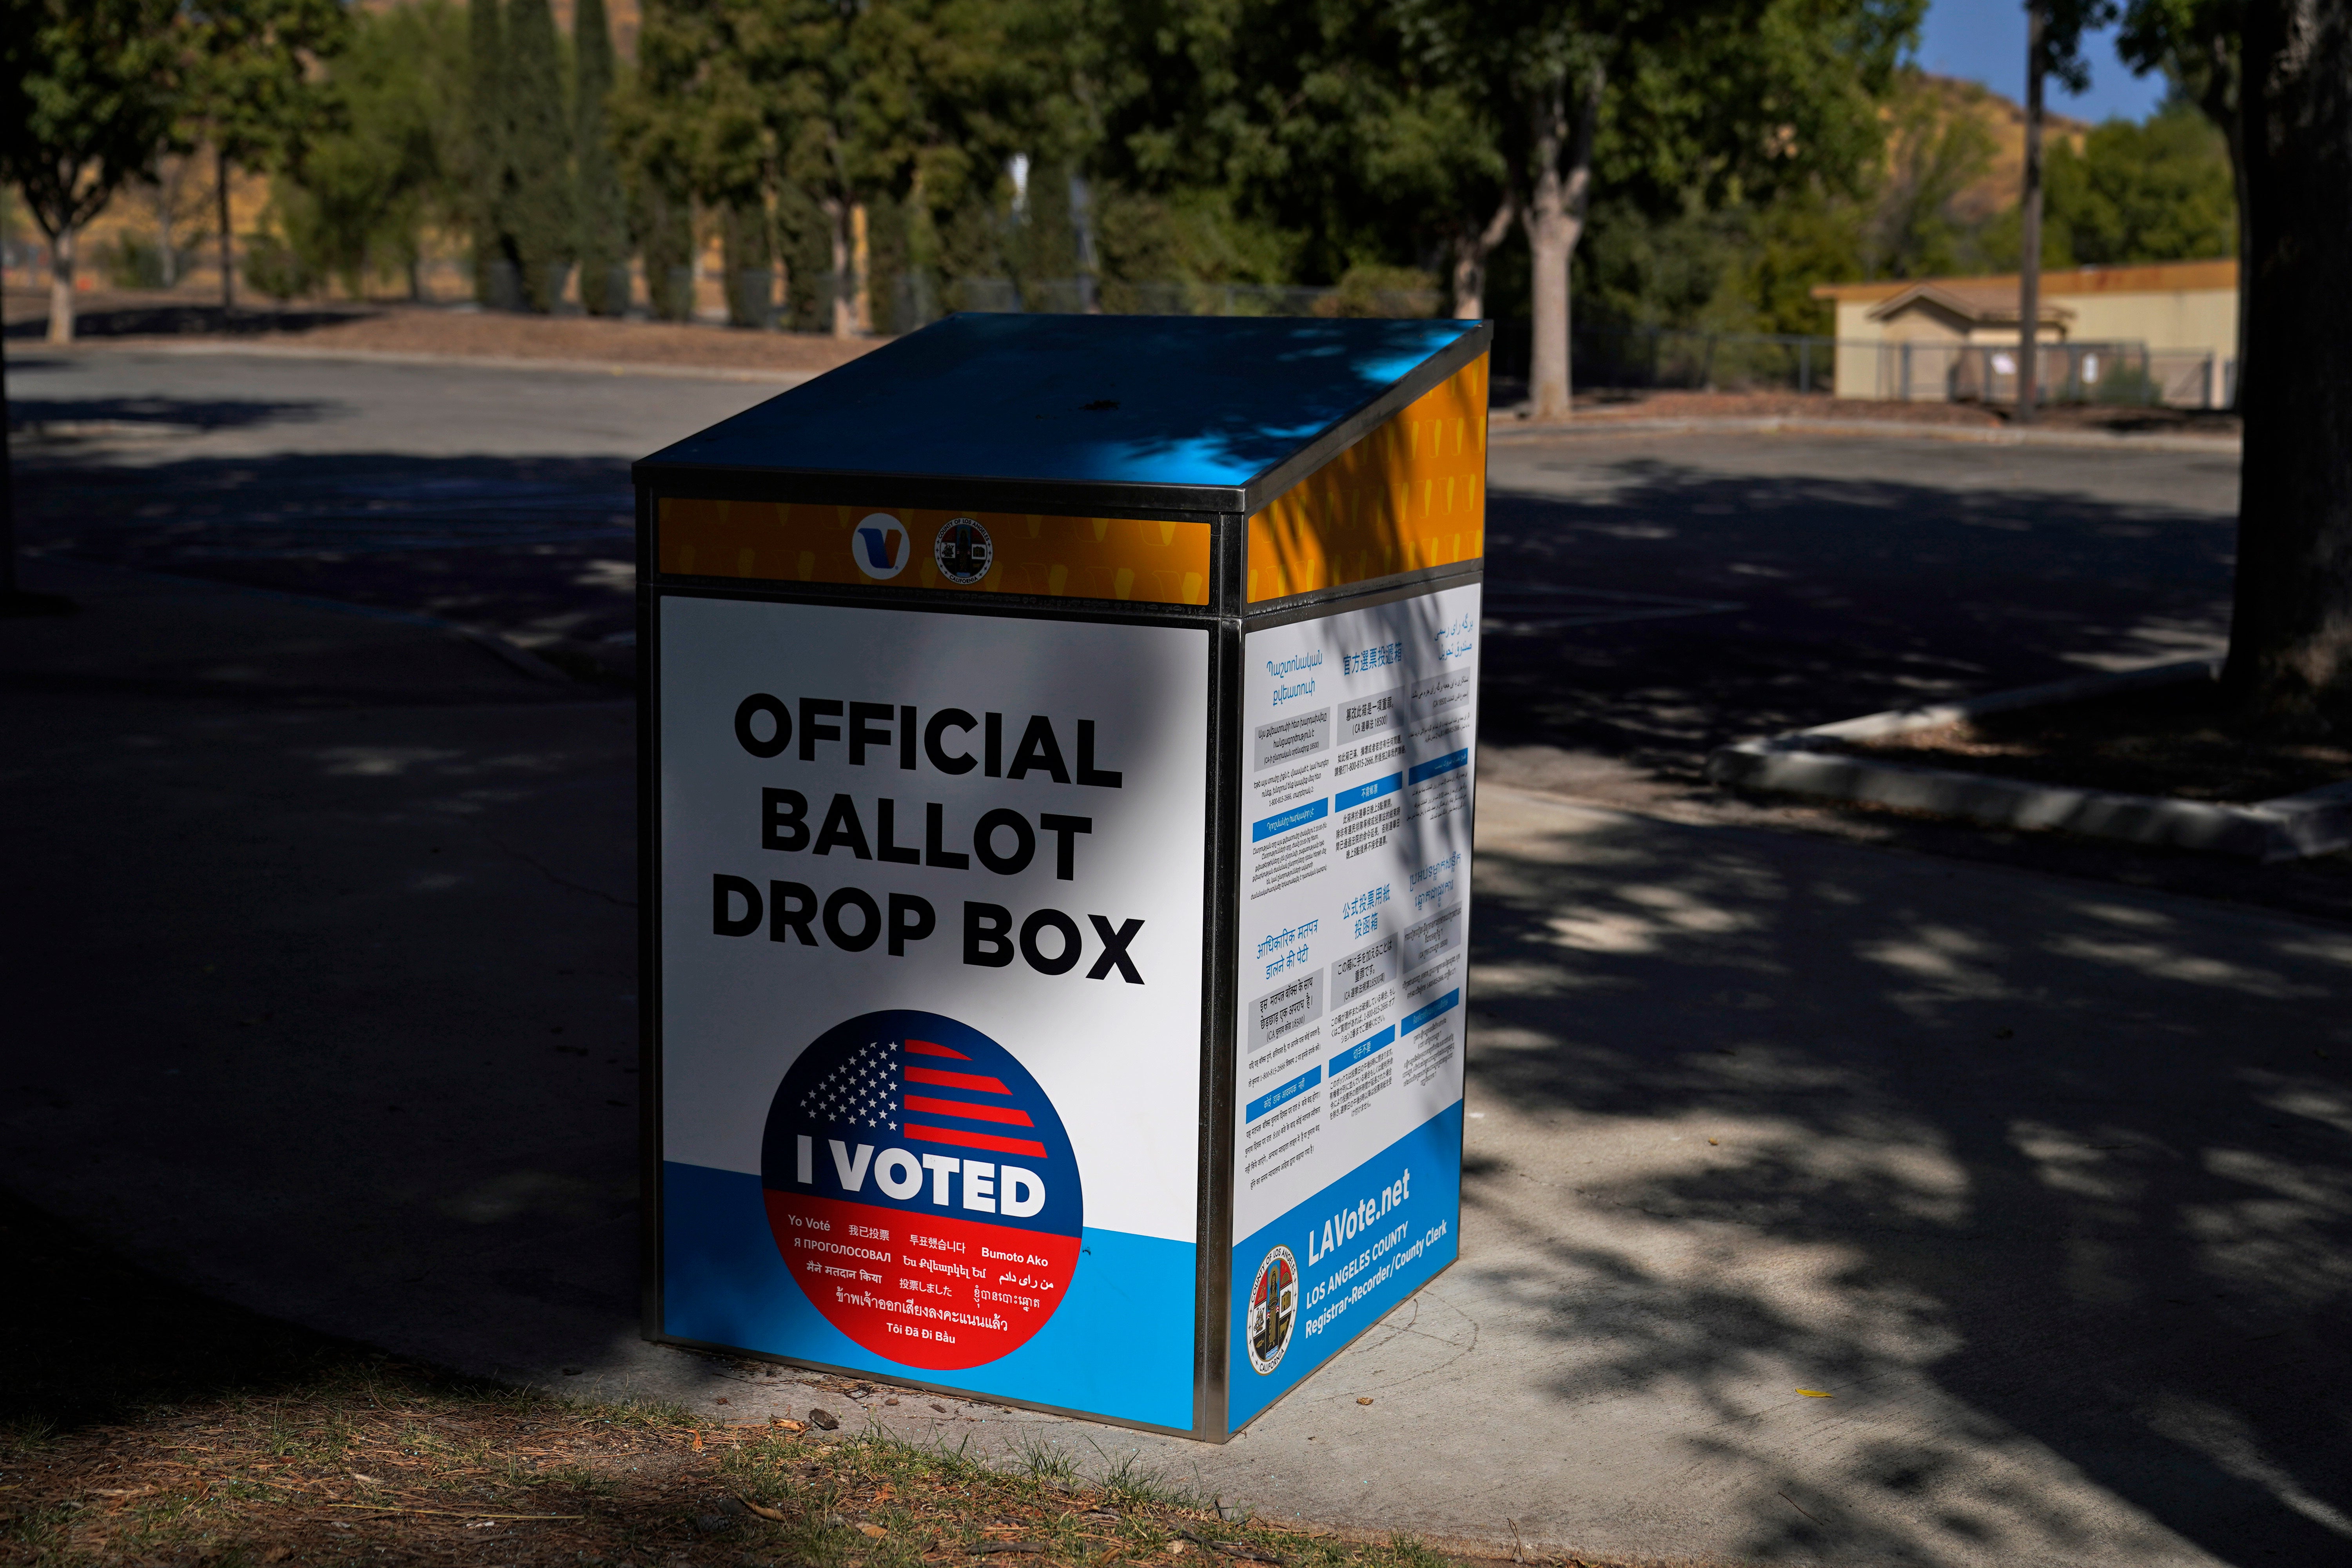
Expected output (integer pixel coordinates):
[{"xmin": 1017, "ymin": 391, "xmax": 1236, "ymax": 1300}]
[{"xmin": 635, "ymin": 313, "xmax": 1490, "ymax": 1440}]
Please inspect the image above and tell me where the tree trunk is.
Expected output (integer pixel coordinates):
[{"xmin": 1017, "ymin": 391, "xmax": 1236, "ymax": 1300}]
[
  {"xmin": 47, "ymin": 224, "xmax": 75, "ymax": 345},
  {"xmin": 826, "ymin": 196, "xmax": 858, "ymax": 339},
  {"xmin": 1523, "ymin": 68, "xmax": 1599, "ymax": 423},
  {"xmin": 851, "ymin": 201, "xmax": 871, "ymax": 333},
  {"xmin": 158, "ymin": 157, "xmax": 182, "ymax": 289},
  {"xmin": 2017, "ymin": 0, "xmax": 2045, "ymax": 423},
  {"xmin": 217, "ymin": 147, "xmax": 234, "ymax": 315},
  {"xmin": 2226, "ymin": 0, "xmax": 2352, "ymax": 731},
  {"xmin": 1449, "ymin": 193, "xmax": 1515, "ymax": 321}
]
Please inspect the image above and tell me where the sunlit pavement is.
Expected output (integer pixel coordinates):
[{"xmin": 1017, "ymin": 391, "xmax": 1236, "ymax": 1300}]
[{"xmin": 5, "ymin": 544, "xmax": 2344, "ymax": 1567}]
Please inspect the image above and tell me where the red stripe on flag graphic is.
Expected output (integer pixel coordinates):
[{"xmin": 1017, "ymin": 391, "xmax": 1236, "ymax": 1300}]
[
  {"xmin": 904, "ymin": 1065, "xmax": 1012, "ymax": 1094},
  {"xmin": 902, "ymin": 1093, "xmax": 1036, "ymax": 1127},
  {"xmin": 904, "ymin": 1123, "xmax": 1050, "ymax": 1158},
  {"xmin": 904, "ymin": 1038, "xmax": 970, "ymax": 1060}
]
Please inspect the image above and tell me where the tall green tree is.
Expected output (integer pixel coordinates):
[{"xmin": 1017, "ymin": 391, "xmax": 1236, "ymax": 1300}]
[
  {"xmin": 180, "ymin": 0, "xmax": 349, "ymax": 314},
  {"xmin": 0, "ymin": 0, "xmax": 181, "ymax": 342},
  {"xmin": 574, "ymin": 0, "xmax": 628, "ymax": 316},
  {"xmin": 622, "ymin": 0, "xmax": 1043, "ymax": 339},
  {"xmin": 2040, "ymin": 101, "xmax": 2236, "ymax": 265},
  {"xmin": 464, "ymin": 0, "xmax": 514, "ymax": 305},
  {"xmin": 1091, "ymin": 0, "xmax": 1503, "ymax": 309},
  {"xmin": 1394, "ymin": 0, "xmax": 1918, "ymax": 418},
  {"xmin": 505, "ymin": 0, "xmax": 572, "ymax": 311},
  {"xmin": 279, "ymin": 0, "xmax": 466, "ymax": 299},
  {"xmin": 2118, "ymin": 0, "xmax": 2244, "ymax": 401}
]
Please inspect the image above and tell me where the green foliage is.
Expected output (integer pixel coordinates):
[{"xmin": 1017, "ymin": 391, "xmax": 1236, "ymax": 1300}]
[
  {"xmin": 1314, "ymin": 263, "xmax": 1441, "ymax": 317},
  {"xmin": 465, "ymin": 0, "xmax": 513, "ymax": 303},
  {"xmin": 178, "ymin": 1, "xmax": 351, "ymax": 200},
  {"xmin": 720, "ymin": 199, "xmax": 773, "ymax": 327},
  {"xmin": 775, "ymin": 178, "xmax": 837, "ymax": 330},
  {"xmin": 279, "ymin": 0, "xmax": 465, "ymax": 298},
  {"xmin": 1862, "ymin": 75, "xmax": 2000, "ymax": 279},
  {"xmin": 2050, "ymin": 100, "xmax": 2236, "ymax": 263},
  {"xmin": 239, "ymin": 226, "xmax": 316, "ymax": 300},
  {"xmin": 574, "ymin": 0, "xmax": 628, "ymax": 315},
  {"xmin": 505, "ymin": 0, "xmax": 573, "ymax": 310},
  {"xmin": 99, "ymin": 232, "xmax": 183, "ymax": 289},
  {"xmin": 0, "ymin": 0, "xmax": 183, "ymax": 241}
]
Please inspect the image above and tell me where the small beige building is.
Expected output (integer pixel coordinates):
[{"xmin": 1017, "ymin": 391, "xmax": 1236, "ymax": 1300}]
[{"xmin": 1811, "ymin": 258, "xmax": 2237, "ymax": 407}]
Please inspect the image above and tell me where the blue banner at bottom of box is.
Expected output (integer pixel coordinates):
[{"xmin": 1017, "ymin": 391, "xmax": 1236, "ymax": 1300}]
[
  {"xmin": 1226, "ymin": 1104, "xmax": 1463, "ymax": 1430},
  {"xmin": 662, "ymin": 1162, "xmax": 1196, "ymax": 1430}
]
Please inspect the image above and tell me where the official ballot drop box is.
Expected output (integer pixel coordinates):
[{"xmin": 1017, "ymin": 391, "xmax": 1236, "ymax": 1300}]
[{"xmin": 636, "ymin": 314, "xmax": 1490, "ymax": 1440}]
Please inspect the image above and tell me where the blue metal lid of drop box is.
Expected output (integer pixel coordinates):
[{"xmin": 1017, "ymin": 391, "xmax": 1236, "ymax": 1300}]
[{"xmin": 634, "ymin": 313, "xmax": 1490, "ymax": 512}]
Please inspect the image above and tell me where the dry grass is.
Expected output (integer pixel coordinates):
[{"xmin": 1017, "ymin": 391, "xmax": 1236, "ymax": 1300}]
[
  {"xmin": 0, "ymin": 1370, "xmax": 1564, "ymax": 1568},
  {"xmin": 0, "ymin": 1191, "xmax": 1639, "ymax": 1568}
]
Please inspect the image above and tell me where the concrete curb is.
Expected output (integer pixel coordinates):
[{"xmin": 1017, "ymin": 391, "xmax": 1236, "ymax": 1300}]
[
  {"xmin": 33, "ymin": 337, "xmax": 824, "ymax": 386},
  {"xmin": 1494, "ymin": 414, "xmax": 2241, "ymax": 454},
  {"xmin": 1704, "ymin": 658, "xmax": 2352, "ymax": 862}
]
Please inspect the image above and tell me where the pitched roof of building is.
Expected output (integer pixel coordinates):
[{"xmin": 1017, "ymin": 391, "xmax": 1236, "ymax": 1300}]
[{"xmin": 1858, "ymin": 281, "xmax": 2075, "ymax": 326}]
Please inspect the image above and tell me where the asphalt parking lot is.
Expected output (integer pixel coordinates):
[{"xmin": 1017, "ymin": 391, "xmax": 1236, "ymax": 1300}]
[{"xmin": 14, "ymin": 348, "xmax": 2238, "ymax": 757}]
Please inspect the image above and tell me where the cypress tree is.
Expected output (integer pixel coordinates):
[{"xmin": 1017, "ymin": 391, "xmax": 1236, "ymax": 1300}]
[
  {"xmin": 573, "ymin": 0, "xmax": 628, "ymax": 316},
  {"xmin": 626, "ymin": 174, "xmax": 692, "ymax": 321},
  {"xmin": 464, "ymin": 0, "xmax": 514, "ymax": 306},
  {"xmin": 505, "ymin": 0, "xmax": 572, "ymax": 312},
  {"xmin": 721, "ymin": 201, "xmax": 773, "ymax": 328}
]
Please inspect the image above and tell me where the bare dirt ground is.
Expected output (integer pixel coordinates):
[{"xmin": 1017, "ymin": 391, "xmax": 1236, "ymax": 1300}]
[{"xmin": 3, "ymin": 290, "xmax": 884, "ymax": 377}]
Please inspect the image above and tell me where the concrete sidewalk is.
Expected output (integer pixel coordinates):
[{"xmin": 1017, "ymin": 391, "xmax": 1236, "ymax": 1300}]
[{"xmin": 4, "ymin": 559, "xmax": 2346, "ymax": 1568}]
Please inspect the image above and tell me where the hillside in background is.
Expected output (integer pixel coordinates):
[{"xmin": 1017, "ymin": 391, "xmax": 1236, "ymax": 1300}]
[{"xmin": 1907, "ymin": 71, "xmax": 2092, "ymax": 221}]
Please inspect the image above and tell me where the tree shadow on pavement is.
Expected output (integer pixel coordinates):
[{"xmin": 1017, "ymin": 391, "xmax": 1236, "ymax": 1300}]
[
  {"xmin": 12, "ymin": 450, "xmax": 640, "ymax": 644},
  {"xmin": 1481, "ymin": 453, "xmax": 2239, "ymax": 784},
  {"xmin": 11, "ymin": 393, "xmax": 333, "ymax": 432},
  {"xmin": 4, "ymin": 302, "xmax": 379, "ymax": 339},
  {"xmin": 1465, "ymin": 796, "xmax": 2350, "ymax": 1564}
]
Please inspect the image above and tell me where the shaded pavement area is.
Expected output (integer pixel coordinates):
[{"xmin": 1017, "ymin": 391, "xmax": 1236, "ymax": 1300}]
[
  {"xmin": 4, "ymin": 552, "xmax": 2346, "ymax": 1567},
  {"xmin": 7, "ymin": 347, "xmax": 771, "ymax": 648}
]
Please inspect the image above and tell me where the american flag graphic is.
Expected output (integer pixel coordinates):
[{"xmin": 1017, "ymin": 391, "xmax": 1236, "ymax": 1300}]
[{"xmin": 799, "ymin": 1037, "xmax": 1049, "ymax": 1160}]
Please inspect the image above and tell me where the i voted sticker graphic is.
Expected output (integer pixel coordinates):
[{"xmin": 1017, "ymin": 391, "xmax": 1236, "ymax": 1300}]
[
  {"xmin": 760, "ymin": 1010, "xmax": 1082, "ymax": 1370},
  {"xmin": 851, "ymin": 513, "xmax": 910, "ymax": 579}
]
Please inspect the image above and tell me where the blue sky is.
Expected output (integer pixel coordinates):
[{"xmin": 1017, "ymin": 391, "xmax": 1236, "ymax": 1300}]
[{"xmin": 1914, "ymin": 0, "xmax": 2169, "ymax": 123}]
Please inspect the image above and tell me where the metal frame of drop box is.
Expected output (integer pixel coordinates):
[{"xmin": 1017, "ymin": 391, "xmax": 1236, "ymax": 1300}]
[{"xmin": 632, "ymin": 321, "xmax": 1490, "ymax": 1441}]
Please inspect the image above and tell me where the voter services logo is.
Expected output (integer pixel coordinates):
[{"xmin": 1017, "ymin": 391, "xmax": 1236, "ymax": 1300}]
[
  {"xmin": 934, "ymin": 516, "xmax": 994, "ymax": 585},
  {"xmin": 1247, "ymin": 1244, "xmax": 1298, "ymax": 1375},
  {"xmin": 760, "ymin": 1009, "xmax": 1083, "ymax": 1371},
  {"xmin": 851, "ymin": 513, "xmax": 911, "ymax": 580}
]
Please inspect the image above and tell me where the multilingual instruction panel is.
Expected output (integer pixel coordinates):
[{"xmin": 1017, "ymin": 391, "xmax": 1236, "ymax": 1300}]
[{"xmin": 1227, "ymin": 581, "xmax": 1477, "ymax": 1424}]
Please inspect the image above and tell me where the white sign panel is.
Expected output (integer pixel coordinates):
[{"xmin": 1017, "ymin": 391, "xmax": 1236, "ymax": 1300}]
[
  {"xmin": 1226, "ymin": 582, "xmax": 1477, "ymax": 1424},
  {"xmin": 656, "ymin": 594, "xmax": 1208, "ymax": 1423}
]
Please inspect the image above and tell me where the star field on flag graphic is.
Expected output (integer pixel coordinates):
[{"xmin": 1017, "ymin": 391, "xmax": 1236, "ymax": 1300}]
[
  {"xmin": 799, "ymin": 1040, "xmax": 903, "ymax": 1133},
  {"xmin": 793, "ymin": 1036, "xmax": 1051, "ymax": 1158}
]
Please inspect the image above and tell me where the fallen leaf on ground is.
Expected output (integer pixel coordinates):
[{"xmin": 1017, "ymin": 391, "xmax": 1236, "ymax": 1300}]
[
  {"xmin": 1795, "ymin": 1389, "xmax": 1834, "ymax": 1398},
  {"xmin": 740, "ymin": 1496, "xmax": 789, "ymax": 1522},
  {"xmin": 858, "ymin": 1522, "xmax": 889, "ymax": 1538},
  {"xmin": 1355, "ymin": 1397, "xmax": 1372, "ymax": 1405}
]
